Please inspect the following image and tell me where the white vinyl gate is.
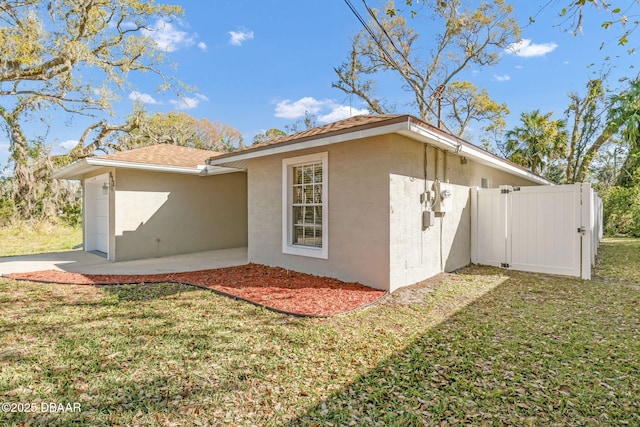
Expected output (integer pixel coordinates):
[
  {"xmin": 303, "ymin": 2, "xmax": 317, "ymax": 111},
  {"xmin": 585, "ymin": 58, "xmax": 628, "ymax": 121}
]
[{"xmin": 471, "ymin": 183, "xmax": 602, "ymax": 280}]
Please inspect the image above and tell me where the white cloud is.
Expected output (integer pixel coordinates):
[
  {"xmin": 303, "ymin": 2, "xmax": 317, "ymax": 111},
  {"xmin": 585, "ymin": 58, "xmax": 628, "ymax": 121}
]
[
  {"xmin": 59, "ymin": 140, "xmax": 79, "ymax": 151},
  {"xmin": 143, "ymin": 18, "xmax": 195, "ymax": 52},
  {"xmin": 198, "ymin": 41, "xmax": 208, "ymax": 51},
  {"xmin": 493, "ymin": 74, "xmax": 511, "ymax": 82},
  {"xmin": 506, "ymin": 39, "xmax": 558, "ymax": 58},
  {"xmin": 514, "ymin": 65, "xmax": 524, "ymax": 69},
  {"xmin": 228, "ymin": 29, "xmax": 254, "ymax": 46},
  {"xmin": 274, "ymin": 97, "xmax": 369, "ymax": 123},
  {"xmin": 129, "ymin": 91, "xmax": 159, "ymax": 105},
  {"xmin": 318, "ymin": 105, "xmax": 369, "ymax": 123},
  {"xmin": 563, "ymin": 60, "xmax": 570, "ymax": 65},
  {"xmin": 274, "ymin": 97, "xmax": 324, "ymax": 119},
  {"xmin": 170, "ymin": 93, "xmax": 209, "ymax": 110}
]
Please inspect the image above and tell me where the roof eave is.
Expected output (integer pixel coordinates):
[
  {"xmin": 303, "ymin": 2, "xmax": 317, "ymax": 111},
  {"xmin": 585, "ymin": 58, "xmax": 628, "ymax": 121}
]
[
  {"xmin": 208, "ymin": 117, "xmax": 551, "ymax": 186},
  {"xmin": 405, "ymin": 122, "xmax": 552, "ymax": 185},
  {"xmin": 53, "ymin": 158, "xmax": 242, "ymax": 180},
  {"xmin": 52, "ymin": 159, "xmax": 94, "ymax": 180}
]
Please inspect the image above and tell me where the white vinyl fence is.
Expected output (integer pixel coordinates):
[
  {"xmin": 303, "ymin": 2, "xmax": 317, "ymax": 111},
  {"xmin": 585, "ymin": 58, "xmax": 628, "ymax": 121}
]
[{"xmin": 471, "ymin": 183, "xmax": 602, "ymax": 280}]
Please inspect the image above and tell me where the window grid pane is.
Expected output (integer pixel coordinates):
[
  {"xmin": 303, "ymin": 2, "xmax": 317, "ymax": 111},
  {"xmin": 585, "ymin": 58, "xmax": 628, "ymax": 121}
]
[{"xmin": 292, "ymin": 162, "xmax": 323, "ymax": 248}]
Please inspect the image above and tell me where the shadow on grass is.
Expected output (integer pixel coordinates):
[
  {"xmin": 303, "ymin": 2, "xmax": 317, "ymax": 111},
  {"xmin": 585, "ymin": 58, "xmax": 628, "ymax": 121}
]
[
  {"xmin": 288, "ymin": 265, "xmax": 640, "ymax": 426},
  {"xmin": 97, "ymin": 282, "xmax": 200, "ymax": 302}
]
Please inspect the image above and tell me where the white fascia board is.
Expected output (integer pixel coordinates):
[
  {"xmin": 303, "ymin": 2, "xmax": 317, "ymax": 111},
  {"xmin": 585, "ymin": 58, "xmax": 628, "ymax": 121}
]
[
  {"xmin": 406, "ymin": 123, "xmax": 552, "ymax": 185},
  {"xmin": 53, "ymin": 158, "xmax": 242, "ymax": 180},
  {"xmin": 52, "ymin": 159, "xmax": 93, "ymax": 180},
  {"xmin": 86, "ymin": 158, "xmax": 205, "ymax": 175},
  {"xmin": 208, "ymin": 122, "xmax": 410, "ymax": 166},
  {"xmin": 406, "ymin": 123, "xmax": 462, "ymax": 152},
  {"xmin": 198, "ymin": 165, "xmax": 246, "ymax": 175}
]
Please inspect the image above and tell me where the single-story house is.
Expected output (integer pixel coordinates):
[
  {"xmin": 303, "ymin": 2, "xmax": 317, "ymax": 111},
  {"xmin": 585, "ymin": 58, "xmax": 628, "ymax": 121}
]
[{"xmin": 54, "ymin": 114, "xmax": 551, "ymax": 292}]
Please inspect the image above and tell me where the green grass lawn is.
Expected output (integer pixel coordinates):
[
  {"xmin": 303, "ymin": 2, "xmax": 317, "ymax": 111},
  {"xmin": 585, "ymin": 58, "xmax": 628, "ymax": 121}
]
[
  {"xmin": 0, "ymin": 239, "xmax": 638, "ymax": 426},
  {"xmin": 0, "ymin": 222, "xmax": 82, "ymax": 257}
]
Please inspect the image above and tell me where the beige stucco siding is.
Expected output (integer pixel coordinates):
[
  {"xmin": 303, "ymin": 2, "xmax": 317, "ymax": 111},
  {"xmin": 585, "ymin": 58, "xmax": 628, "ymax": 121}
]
[
  {"xmin": 389, "ymin": 137, "xmax": 544, "ymax": 291},
  {"xmin": 247, "ymin": 136, "xmax": 392, "ymax": 290},
  {"xmin": 112, "ymin": 169, "xmax": 247, "ymax": 261},
  {"xmin": 247, "ymin": 134, "xmax": 544, "ymax": 291}
]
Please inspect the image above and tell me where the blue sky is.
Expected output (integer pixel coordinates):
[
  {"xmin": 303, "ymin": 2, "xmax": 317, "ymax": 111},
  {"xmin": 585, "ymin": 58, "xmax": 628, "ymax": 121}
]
[{"xmin": 1, "ymin": 1, "xmax": 637, "ymax": 171}]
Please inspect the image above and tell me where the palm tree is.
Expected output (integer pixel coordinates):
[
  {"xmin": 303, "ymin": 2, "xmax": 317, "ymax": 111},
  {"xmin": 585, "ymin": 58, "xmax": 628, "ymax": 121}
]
[{"xmin": 504, "ymin": 110, "xmax": 568, "ymax": 178}]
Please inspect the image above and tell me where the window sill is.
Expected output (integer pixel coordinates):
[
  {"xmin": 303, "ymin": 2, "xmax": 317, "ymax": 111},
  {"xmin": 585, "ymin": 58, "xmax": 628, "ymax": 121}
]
[{"xmin": 283, "ymin": 244, "xmax": 328, "ymax": 259}]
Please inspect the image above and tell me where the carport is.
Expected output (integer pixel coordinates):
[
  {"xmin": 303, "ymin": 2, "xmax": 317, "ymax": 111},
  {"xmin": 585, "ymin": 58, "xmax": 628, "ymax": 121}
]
[
  {"xmin": 0, "ymin": 247, "xmax": 248, "ymax": 276},
  {"xmin": 52, "ymin": 144, "xmax": 247, "ymax": 262}
]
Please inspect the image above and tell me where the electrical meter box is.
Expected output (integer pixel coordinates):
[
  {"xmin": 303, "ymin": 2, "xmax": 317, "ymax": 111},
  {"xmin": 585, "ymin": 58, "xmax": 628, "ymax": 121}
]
[{"xmin": 433, "ymin": 180, "xmax": 452, "ymax": 212}]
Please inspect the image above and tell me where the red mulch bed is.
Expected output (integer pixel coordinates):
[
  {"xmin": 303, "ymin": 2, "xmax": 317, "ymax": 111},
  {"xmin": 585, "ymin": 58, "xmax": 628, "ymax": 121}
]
[{"xmin": 4, "ymin": 263, "xmax": 387, "ymax": 317}]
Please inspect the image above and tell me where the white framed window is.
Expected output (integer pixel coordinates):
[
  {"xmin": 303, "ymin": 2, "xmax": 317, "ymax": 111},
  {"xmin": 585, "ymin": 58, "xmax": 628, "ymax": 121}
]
[
  {"xmin": 481, "ymin": 177, "xmax": 490, "ymax": 189},
  {"xmin": 282, "ymin": 152, "xmax": 328, "ymax": 259}
]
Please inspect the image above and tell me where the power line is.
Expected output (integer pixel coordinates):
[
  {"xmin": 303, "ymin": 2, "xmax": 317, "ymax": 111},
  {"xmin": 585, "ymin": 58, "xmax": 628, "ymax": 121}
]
[
  {"xmin": 361, "ymin": 0, "xmax": 442, "ymax": 121},
  {"xmin": 343, "ymin": 0, "xmax": 441, "ymax": 124},
  {"xmin": 343, "ymin": 0, "xmax": 403, "ymax": 74}
]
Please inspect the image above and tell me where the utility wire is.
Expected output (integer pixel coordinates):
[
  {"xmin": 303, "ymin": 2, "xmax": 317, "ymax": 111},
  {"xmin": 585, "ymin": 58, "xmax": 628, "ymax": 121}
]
[
  {"xmin": 343, "ymin": 0, "xmax": 405, "ymax": 81},
  {"xmin": 343, "ymin": 0, "xmax": 441, "ymax": 123},
  {"xmin": 361, "ymin": 0, "xmax": 436, "ymax": 96},
  {"xmin": 362, "ymin": 0, "xmax": 442, "ymax": 121}
]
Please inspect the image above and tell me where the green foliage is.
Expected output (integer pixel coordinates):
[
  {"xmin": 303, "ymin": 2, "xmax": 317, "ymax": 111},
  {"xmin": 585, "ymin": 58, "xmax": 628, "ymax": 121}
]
[
  {"xmin": 549, "ymin": 1, "xmax": 640, "ymax": 48},
  {"xmin": 0, "ymin": 0, "xmax": 184, "ymax": 221},
  {"xmin": 601, "ymin": 185, "xmax": 640, "ymax": 237},
  {"xmin": 502, "ymin": 110, "xmax": 568, "ymax": 179},
  {"xmin": 253, "ymin": 128, "xmax": 287, "ymax": 144},
  {"xmin": 59, "ymin": 198, "xmax": 83, "ymax": 228},
  {"xmin": 0, "ymin": 195, "xmax": 16, "ymax": 227},
  {"xmin": 119, "ymin": 110, "xmax": 244, "ymax": 152}
]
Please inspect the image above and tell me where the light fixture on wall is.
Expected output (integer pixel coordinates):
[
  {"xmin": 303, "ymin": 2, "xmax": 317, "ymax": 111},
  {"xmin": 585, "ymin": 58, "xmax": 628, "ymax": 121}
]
[
  {"xmin": 460, "ymin": 156, "xmax": 468, "ymax": 165},
  {"xmin": 102, "ymin": 182, "xmax": 109, "ymax": 195}
]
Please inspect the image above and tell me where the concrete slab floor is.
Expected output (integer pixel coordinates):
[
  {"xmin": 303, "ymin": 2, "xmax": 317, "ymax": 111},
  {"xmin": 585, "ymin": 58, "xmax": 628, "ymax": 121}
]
[{"xmin": 0, "ymin": 247, "xmax": 248, "ymax": 276}]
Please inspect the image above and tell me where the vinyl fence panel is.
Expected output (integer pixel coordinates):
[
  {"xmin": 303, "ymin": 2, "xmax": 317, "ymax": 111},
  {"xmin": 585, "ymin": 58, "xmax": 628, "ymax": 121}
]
[{"xmin": 471, "ymin": 183, "xmax": 599, "ymax": 279}]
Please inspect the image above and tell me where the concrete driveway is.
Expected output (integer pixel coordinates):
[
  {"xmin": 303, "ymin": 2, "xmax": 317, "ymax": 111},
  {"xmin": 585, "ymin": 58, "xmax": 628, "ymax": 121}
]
[{"xmin": 0, "ymin": 247, "xmax": 248, "ymax": 276}]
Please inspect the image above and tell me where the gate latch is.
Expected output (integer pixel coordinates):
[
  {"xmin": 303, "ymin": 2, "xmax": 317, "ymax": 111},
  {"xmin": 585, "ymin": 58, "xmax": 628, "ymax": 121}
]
[{"xmin": 577, "ymin": 226, "xmax": 586, "ymax": 235}]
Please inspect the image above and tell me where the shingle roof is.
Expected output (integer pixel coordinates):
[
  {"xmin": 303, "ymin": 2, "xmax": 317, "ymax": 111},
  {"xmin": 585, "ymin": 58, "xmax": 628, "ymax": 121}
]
[
  {"xmin": 207, "ymin": 114, "xmax": 408, "ymax": 162},
  {"xmin": 207, "ymin": 113, "xmax": 551, "ymax": 185},
  {"xmin": 99, "ymin": 144, "xmax": 219, "ymax": 168},
  {"xmin": 259, "ymin": 114, "xmax": 404, "ymax": 146}
]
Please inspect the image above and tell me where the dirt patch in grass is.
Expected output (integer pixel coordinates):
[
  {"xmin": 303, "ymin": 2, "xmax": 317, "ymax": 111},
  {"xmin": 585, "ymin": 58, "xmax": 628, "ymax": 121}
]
[
  {"xmin": 5, "ymin": 263, "xmax": 387, "ymax": 316},
  {"xmin": 381, "ymin": 273, "xmax": 444, "ymax": 305}
]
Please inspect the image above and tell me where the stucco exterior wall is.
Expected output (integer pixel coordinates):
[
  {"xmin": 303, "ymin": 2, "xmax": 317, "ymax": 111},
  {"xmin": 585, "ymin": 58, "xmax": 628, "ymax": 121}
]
[
  {"xmin": 247, "ymin": 136, "xmax": 392, "ymax": 290},
  {"xmin": 389, "ymin": 137, "xmax": 543, "ymax": 291},
  {"xmin": 112, "ymin": 170, "xmax": 247, "ymax": 261},
  {"xmin": 246, "ymin": 134, "xmax": 544, "ymax": 292}
]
